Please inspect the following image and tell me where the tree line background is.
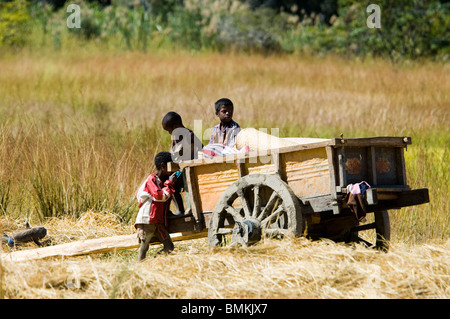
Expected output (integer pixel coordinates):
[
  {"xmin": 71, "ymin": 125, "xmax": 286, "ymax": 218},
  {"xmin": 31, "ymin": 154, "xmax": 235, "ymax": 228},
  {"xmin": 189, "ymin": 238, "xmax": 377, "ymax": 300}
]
[{"xmin": 0, "ymin": 0, "xmax": 449, "ymax": 60}]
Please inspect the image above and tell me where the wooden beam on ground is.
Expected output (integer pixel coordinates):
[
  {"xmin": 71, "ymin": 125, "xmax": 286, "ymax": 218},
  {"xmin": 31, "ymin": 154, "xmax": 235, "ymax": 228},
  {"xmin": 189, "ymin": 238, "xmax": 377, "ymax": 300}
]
[{"xmin": 0, "ymin": 231, "xmax": 208, "ymax": 263}]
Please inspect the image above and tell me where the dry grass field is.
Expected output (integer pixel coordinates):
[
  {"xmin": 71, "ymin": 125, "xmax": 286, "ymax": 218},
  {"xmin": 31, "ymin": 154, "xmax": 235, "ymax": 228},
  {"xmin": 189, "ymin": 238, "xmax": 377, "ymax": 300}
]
[
  {"xmin": 0, "ymin": 50, "xmax": 449, "ymax": 299},
  {"xmin": 1, "ymin": 211, "xmax": 449, "ymax": 299}
]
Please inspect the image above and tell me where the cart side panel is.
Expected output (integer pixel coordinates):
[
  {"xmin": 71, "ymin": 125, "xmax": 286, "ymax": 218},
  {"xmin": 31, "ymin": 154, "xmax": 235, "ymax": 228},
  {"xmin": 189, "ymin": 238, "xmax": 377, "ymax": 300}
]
[
  {"xmin": 197, "ymin": 156, "xmax": 283, "ymax": 211},
  {"xmin": 283, "ymin": 147, "xmax": 331, "ymax": 198},
  {"xmin": 196, "ymin": 162, "xmax": 239, "ymax": 212},
  {"xmin": 374, "ymin": 147, "xmax": 405, "ymax": 186},
  {"xmin": 196, "ymin": 147, "xmax": 331, "ymax": 212},
  {"xmin": 246, "ymin": 155, "xmax": 276, "ymax": 175},
  {"xmin": 337, "ymin": 146, "xmax": 408, "ymax": 189}
]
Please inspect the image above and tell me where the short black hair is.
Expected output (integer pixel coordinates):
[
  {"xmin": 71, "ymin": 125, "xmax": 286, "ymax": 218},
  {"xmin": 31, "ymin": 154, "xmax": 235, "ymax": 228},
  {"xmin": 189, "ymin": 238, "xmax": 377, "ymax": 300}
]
[
  {"xmin": 154, "ymin": 151, "xmax": 173, "ymax": 170},
  {"xmin": 162, "ymin": 111, "xmax": 183, "ymax": 130},
  {"xmin": 214, "ymin": 98, "xmax": 233, "ymax": 114}
]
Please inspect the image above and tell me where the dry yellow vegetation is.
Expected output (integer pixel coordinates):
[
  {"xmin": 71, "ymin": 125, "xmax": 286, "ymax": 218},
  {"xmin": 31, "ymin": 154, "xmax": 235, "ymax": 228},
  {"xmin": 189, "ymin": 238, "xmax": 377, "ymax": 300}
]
[{"xmin": 1, "ymin": 211, "xmax": 449, "ymax": 299}]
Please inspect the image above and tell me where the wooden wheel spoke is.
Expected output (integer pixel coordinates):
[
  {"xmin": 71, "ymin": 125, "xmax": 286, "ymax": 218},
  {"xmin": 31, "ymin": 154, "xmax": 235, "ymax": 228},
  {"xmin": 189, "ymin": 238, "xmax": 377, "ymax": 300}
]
[
  {"xmin": 237, "ymin": 188, "xmax": 252, "ymax": 219},
  {"xmin": 261, "ymin": 205, "xmax": 284, "ymax": 226},
  {"xmin": 257, "ymin": 191, "xmax": 279, "ymax": 221},
  {"xmin": 224, "ymin": 205, "xmax": 244, "ymax": 222},
  {"xmin": 216, "ymin": 228, "xmax": 233, "ymax": 235},
  {"xmin": 252, "ymin": 185, "xmax": 261, "ymax": 218}
]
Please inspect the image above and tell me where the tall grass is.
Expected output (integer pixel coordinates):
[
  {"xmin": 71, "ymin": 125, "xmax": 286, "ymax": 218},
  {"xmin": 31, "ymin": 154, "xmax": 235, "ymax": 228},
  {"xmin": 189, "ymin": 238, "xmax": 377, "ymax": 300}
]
[
  {"xmin": 0, "ymin": 116, "xmax": 161, "ymax": 223},
  {"xmin": 0, "ymin": 50, "xmax": 448, "ymax": 243}
]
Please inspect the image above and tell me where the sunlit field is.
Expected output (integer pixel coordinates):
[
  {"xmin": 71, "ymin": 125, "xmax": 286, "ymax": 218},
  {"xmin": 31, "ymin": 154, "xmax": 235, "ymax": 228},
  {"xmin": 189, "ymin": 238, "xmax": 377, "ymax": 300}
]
[{"xmin": 0, "ymin": 50, "xmax": 449, "ymax": 298}]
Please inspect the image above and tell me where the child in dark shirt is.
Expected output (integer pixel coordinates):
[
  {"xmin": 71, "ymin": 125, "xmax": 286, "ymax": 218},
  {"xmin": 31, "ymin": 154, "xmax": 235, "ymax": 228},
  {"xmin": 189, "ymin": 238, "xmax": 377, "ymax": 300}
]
[
  {"xmin": 162, "ymin": 111, "xmax": 203, "ymax": 215},
  {"xmin": 162, "ymin": 111, "xmax": 203, "ymax": 162}
]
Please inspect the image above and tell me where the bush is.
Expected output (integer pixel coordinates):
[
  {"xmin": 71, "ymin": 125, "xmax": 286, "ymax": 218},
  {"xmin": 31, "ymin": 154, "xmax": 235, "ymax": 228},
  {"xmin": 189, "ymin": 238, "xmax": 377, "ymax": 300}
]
[
  {"xmin": 2, "ymin": 0, "xmax": 449, "ymax": 60},
  {"xmin": 336, "ymin": 0, "xmax": 450, "ymax": 60},
  {"xmin": 165, "ymin": 3, "xmax": 206, "ymax": 50},
  {"xmin": 280, "ymin": 0, "xmax": 449, "ymax": 61},
  {"xmin": 65, "ymin": 0, "xmax": 103, "ymax": 40},
  {"xmin": 214, "ymin": 7, "xmax": 285, "ymax": 53},
  {"xmin": 163, "ymin": 0, "xmax": 289, "ymax": 52},
  {"xmin": 0, "ymin": 0, "xmax": 32, "ymax": 47}
]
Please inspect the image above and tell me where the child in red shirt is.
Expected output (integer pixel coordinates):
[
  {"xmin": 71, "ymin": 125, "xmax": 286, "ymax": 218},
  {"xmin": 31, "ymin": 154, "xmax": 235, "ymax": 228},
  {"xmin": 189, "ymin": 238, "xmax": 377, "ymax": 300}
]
[{"xmin": 135, "ymin": 152, "xmax": 178, "ymax": 261}]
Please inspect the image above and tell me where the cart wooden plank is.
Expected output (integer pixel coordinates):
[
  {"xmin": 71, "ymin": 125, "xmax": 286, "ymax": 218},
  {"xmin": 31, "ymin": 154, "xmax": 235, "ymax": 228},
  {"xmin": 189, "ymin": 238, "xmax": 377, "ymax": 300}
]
[{"xmin": 330, "ymin": 136, "xmax": 411, "ymax": 147}]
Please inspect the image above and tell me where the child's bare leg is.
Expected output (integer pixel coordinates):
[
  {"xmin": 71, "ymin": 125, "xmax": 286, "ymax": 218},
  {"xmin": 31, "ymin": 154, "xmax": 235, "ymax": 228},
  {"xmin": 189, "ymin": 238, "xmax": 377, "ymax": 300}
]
[
  {"xmin": 138, "ymin": 237, "xmax": 151, "ymax": 261},
  {"xmin": 137, "ymin": 225, "xmax": 154, "ymax": 261},
  {"xmin": 154, "ymin": 224, "xmax": 174, "ymax": 256},
  {"xmin": 162, "ymin": 238, "xmax": 174, "ymax": 253},
  {"xmin": 155, "ymin": 238, "xmax": 174, "ymax": 256}
]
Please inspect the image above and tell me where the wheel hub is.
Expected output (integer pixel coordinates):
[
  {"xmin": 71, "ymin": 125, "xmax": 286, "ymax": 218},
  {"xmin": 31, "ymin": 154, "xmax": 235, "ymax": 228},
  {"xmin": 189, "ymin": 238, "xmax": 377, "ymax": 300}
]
[{"xmin": 231, "ymin": 218, "xmax": 261, "ymax": 246}]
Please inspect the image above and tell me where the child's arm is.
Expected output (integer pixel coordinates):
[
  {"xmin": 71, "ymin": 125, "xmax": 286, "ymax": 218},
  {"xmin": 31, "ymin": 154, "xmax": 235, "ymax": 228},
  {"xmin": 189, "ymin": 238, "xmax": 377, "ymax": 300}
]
[
  {"xmin": 209, "ymin": 125, "xmax": 218, "ymax": 145},
  {"xmin": 147, "ymin": 177, "xmax": 176, "ymax": 202},
  {"xmin": 189, "ymin": 131, "xmax": 204, "ymax": 159},
  {"xmin": 137, "ymin": 175, "xmax": 176, "ymax": 207},
  {"xmin": 227, "ymin": 125, "xmax": 241, "ymax": 148},
  {"xmin": 136, "ymin": 179, "xmax": 150, "ymax": 207}
]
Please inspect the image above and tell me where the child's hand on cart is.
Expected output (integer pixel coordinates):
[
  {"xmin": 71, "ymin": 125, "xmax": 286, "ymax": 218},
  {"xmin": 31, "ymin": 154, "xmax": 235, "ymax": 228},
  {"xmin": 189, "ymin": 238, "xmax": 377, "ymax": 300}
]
[{"xmin": 169, "ymin": 170, "xmax": 182, "ymax": 183}]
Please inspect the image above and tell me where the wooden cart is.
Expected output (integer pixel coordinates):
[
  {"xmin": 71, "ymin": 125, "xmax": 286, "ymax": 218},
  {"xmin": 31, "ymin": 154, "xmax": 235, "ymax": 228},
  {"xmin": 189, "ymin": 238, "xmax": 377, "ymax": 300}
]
[
  {"xmin": 1, "ymin": 135, "xmax": 430, "ymax": 262},
  {"xmin": 167, "ymin": 136, "xmax": 429, "ymax": 251}
]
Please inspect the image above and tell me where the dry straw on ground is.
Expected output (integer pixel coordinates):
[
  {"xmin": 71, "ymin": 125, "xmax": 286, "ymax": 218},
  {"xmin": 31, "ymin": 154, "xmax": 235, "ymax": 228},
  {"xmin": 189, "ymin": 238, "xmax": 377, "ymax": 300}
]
[{"xmin": 1, "ymin": 211, "xmax": 449, "ymax": 299}]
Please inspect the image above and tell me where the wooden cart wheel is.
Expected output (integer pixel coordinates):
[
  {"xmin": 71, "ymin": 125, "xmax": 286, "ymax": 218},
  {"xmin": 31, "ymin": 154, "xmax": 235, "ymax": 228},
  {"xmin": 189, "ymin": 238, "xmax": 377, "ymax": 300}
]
[
  {"xmin": 351, "ymin": 210, "xmax": 391, "ymax": 251},
  {"xmin": 208, "ymin": 174, "xmax": 303, "ymax": 247}
]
